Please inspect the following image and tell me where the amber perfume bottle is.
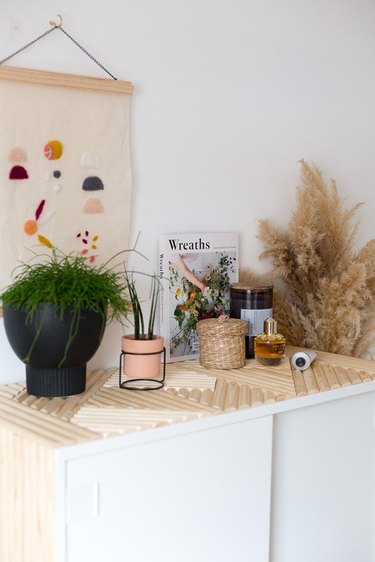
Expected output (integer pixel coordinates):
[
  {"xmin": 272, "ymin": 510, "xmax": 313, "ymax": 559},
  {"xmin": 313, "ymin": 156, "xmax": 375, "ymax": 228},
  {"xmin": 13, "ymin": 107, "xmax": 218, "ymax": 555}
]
[{"xmin": 254, "ymin": 317, "xmax": 286, "ymax": 366}]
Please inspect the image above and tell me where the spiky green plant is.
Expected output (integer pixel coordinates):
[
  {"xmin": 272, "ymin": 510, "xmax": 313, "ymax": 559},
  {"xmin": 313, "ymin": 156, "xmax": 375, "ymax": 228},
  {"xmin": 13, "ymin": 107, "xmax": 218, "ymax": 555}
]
[{"xmin": 125, "ymin": 270, "xmax": 161, "ymax": 340}]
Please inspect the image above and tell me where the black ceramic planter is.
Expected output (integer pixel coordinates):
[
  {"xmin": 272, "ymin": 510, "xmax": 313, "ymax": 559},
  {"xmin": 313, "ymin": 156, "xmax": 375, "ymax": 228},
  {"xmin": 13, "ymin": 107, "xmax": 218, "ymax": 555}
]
[{"xmin": 3, "ymin": 303, "xmax": 106, "ymax": 397}]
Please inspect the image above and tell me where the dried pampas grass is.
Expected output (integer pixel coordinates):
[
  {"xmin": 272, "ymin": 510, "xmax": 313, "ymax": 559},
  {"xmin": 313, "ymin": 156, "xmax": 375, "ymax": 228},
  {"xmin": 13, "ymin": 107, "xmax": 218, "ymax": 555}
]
[{"xmin": 241, "ymin": 160, "xmax": 375, "ymax": 357}]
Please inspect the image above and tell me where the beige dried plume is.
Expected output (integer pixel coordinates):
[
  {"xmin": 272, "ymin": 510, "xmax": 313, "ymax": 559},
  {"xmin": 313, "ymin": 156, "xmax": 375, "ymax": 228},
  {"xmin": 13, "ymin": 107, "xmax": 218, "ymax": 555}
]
[{"xmin": 241, "ymin": 160, "xmax": 375, "ymax": 357}]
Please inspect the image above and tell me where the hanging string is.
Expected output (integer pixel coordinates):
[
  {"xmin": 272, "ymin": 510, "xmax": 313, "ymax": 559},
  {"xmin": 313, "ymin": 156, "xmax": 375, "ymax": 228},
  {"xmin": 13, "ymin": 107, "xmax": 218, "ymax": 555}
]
[
  {"xmin": 57, "ymin": 26, "xmax": 117, "ymax": 80},
  {"xmin": 0, "ymin": 26, "xmax": 57, "ymax": 66},
  {"xmin": 0, "ymin": 17, "xmax": 117, "ymax": 80}
]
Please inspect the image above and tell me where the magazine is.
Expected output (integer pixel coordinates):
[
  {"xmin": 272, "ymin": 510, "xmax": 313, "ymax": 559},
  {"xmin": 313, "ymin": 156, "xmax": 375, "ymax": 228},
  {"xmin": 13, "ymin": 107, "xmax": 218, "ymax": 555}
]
[{"xmin": 159, "ymin": 232, "xmax": 239, "ymax": 362}]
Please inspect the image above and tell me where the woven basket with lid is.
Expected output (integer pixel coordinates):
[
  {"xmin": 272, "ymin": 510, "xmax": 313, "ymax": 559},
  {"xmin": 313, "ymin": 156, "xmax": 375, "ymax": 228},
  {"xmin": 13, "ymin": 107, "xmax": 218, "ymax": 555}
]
[{"xmin": 197, "ymin": 315, "xmax": 248, "ymax": 369}]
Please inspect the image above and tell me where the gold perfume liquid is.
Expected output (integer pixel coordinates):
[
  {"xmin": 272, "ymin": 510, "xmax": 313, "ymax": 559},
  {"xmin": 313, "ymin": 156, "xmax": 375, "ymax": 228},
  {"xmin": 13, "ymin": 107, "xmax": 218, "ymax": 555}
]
[{"xmin": 254, "ymin": 317, "xmax": 286, "ymax": 366}]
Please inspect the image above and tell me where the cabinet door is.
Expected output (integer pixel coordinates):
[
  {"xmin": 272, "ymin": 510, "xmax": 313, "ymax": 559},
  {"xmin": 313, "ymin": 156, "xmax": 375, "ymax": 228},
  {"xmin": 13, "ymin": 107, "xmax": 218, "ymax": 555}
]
[
  {"xmin": 270, "ymin": 392, "xmax": 375, "ymax": 562},
  {"xmin": 63, "ymin": 416, "xmax": 273, "ymax": 562}
]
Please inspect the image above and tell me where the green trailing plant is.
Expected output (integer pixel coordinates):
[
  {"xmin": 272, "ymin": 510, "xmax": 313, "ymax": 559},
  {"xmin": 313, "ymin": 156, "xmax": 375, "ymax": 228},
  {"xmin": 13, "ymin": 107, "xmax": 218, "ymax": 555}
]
[
  {"xmin": 1, "ymin": 248, "xmax": 131, "ymax": 324},
  {"xmin": 241, "ymin": 160, "xmax": 375, "ymax": 357},
  {"xmin": 125, "ymin": 271, "xmax": 161, "ymax": 340}
]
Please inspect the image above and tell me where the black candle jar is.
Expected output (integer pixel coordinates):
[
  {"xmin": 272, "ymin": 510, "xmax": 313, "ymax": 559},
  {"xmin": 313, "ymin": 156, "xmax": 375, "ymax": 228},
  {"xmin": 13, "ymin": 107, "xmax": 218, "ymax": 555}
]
[{"xmin": 230, "ymin": 282, "xmax": 273, "ymax": 359}]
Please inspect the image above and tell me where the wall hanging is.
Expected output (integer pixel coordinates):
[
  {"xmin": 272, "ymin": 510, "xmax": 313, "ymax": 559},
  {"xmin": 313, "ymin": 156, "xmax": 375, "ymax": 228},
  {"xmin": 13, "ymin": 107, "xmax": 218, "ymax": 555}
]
[{"xmin": 0, "ymin": 16, "xmax": 134, "ymax": 291}]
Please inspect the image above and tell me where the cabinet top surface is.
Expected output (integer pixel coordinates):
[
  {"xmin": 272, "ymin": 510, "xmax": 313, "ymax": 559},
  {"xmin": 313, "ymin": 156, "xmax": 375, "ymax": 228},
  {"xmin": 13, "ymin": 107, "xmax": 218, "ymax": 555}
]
[{"xmin": 1, "ymin": 346, "xmax": 375, "ymax": 448}]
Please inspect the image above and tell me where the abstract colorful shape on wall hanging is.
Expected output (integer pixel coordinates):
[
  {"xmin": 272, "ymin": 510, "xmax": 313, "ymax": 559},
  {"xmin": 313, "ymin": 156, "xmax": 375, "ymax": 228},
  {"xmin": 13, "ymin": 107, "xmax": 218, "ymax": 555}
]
[
  {"xmin": 23, "ymin": 199, "xmax": 54, "ymax": 238},
  {"xmin": 43, "ymin": 140, "xmax": 63, "ymax": 160},
  {"xmin": 9, "ymin": 147, "xmax": 27, "ymax": 162},
  {"xmin": 38, "ymin": 234, "xmax": 53, "ymax": 248},
  {"xmin": 24, "ymin": 219, "xmax": 38, "ymax": 235},
  {"xmin": 9, "ymin": 165, "xmax": 29, "ymax": 180},
  {"xmin": 82, "ymin": 176, "xmax": 104, "ymax": 191},
  {"xmin": 76, "ymin": 230, "xmax": 99, "ymax": 262},
  {"xmin": 83, "ymin": 197, "xmax": 104, "ymax": 214},
  {"xmin": 35, "ymin": 199, "xmax": 45, "ymax": 221}
]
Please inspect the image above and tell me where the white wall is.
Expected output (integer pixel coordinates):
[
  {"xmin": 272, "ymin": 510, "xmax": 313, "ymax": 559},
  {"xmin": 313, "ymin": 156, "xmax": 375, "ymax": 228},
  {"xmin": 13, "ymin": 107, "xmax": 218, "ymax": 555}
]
[{"xmin": 1, "ymin": 0, "xmax": 375, "ymax": 381}]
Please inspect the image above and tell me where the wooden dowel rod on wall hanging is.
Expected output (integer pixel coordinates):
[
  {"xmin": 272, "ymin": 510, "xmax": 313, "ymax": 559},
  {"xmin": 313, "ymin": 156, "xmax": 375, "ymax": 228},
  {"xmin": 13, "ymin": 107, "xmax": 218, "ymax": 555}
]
[{"xmin": 0, "ymin": 66, "xmax": 134, "ymax": 95}]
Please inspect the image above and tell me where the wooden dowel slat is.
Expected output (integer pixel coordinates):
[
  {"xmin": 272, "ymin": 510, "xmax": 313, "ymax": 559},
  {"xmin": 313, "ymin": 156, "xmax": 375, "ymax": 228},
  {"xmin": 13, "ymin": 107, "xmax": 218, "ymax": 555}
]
[
  {"xmin": 224, "ymin": 382, "xmax": 239, "ymax": 411},
  {"xmin": 189, "ymin": 388, "xmax": 202, "ymax": 403},
  {"xmin": 334, "ymin": 366, "xmax": 351, "ymax": 387},
  {"xmin": 0, "ymin": 66, "xmax": 134, "ymax": 95},
  {"xmin": 358, "ymin": 370, "xmax": 373, "ymax": 383},
  {"xmin": 177, "ymin": 388, "xmax": 190, "ymax": 400},
  {"xmin": 303, "ymin": 368, "xmax": 319, "ymax": 394},
  {"xmin": 321, "ymin": 364, "xmax": 340, "ymax": 389},
  {"xmin": 251, "ymin": 387, "xmax": 264, "ymax": 407},
  {"xmin": 292, "ymin": 369, "xmax": 308, "ymax": 396},
  {"xmin": 346, "ymin": 368, "xmax": 362, "ymax": 385},
  {"xmin": 211, "ymin": 379, "xmax": 227, "ymax": 410},
  {"xmin": 264, "ymin": 391, "xmax": 276, "ymax": 404},
  {"xmin": 200, "ymin": 389, "xmax": 214, "ymax": 407},
  {"xmin": 238, "ymin": 384, "xmax": 251, "ymax": 409},
  {"xmin": 311, "ymin": 363, "xmax": 330, "ymax": 391}
]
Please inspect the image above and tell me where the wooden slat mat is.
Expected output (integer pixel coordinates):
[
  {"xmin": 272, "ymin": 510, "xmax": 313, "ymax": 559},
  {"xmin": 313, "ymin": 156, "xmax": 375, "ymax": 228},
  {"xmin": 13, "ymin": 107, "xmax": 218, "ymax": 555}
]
[
  {"xmin": 10, "ymin": 369, "xmax": 114, "ymax": 421},
  {"xmin": 1, "ymin": 347, "xmax": 375, "ymax": 442},
  {"xmin": 0, "ymin": 395, "xmax": 99, "ymax": 447},
  {"xmin": 169, "ymin": 358, "xmax": 296, "ymax": 396},
  {"xmin": 291, "ymin": 360, "xmax": 375, "ymax": 397},
  {"xmin": 105, "ymin": 369, "xmax": 217, "ymax": 391},
  {"xmin": 71, "ymin": 406, "xmax": 207, "ymax": 437},
  {"xmin": 0, "ymin": 382, "xmax": 26, "ymax": 400}
]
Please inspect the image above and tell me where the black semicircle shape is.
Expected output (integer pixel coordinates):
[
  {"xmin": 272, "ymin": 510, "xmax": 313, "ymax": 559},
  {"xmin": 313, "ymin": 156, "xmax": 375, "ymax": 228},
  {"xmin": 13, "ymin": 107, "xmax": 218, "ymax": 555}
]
[{"xmin": 82, "ymin": 176, "xmax": 104, "ymax": 191}]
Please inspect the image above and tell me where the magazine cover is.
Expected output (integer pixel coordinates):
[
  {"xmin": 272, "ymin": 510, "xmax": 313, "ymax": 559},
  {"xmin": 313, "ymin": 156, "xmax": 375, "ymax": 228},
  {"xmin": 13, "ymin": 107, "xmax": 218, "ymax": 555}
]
[{"xmin": 159, "ymin": 232, "xmax": 239, "ymax": 362}]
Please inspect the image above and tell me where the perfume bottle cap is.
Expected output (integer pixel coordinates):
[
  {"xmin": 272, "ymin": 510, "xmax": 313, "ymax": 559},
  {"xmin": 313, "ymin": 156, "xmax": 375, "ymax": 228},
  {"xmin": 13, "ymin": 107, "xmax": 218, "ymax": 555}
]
[{"xmin": 264, "ymin": 317, "xmax": 277, "ymax": 335}]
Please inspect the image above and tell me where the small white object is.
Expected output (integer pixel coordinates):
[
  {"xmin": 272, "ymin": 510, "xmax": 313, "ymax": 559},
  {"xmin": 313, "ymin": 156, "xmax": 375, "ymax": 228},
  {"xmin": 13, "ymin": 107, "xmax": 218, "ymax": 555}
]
[
  {"xmin": 80, "ymin": 150, "xmax": 102, "ymax": 169},
  {"xmin": 291, "ymin": 350, "xmax": 317, "ymax": 371}
]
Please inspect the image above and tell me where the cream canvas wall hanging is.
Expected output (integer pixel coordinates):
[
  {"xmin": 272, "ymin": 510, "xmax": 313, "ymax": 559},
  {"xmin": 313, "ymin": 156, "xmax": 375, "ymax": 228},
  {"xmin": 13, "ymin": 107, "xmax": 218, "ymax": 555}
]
[{"xmin": 0, "ymin": 66, "xmax": 134, "ymax": 290}]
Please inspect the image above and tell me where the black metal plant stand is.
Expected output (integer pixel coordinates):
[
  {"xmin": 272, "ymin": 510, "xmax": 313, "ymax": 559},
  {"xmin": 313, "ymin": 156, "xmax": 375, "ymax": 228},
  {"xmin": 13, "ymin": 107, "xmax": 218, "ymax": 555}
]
[{"xmin": 119, "ymin": 347, "xmax": 166, "ymax": 390}]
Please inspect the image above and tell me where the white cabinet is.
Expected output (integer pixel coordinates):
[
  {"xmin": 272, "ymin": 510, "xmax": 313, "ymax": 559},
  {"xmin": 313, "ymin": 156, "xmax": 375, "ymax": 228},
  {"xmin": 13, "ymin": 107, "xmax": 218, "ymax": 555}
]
[
  {"xmin": 2, "ymin": 355, "xmax": 375, "ymax": 562},
  {"xmin": 271, "ymin": 392, "xmax": 375, "ymax": 562},
  {"xmin": 57, "ymin": 389, "xmax": 375, "ymax": 562},
  {"xmin": 60, "ymin": 416, "xmax": 273, "ymax": 562}
]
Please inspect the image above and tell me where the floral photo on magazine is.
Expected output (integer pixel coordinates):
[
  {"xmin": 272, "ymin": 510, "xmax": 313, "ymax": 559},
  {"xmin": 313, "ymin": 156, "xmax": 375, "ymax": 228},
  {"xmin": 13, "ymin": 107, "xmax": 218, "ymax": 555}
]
[{"xmin": 169, "ymin": 252, "xmax": 236, "ymax": 357}]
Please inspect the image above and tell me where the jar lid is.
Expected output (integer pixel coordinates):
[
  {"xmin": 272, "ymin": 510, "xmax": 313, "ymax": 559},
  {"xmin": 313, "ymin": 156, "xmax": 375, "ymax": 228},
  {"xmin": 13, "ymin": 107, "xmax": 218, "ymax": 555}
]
[
  {"xmin": 197, "ymin": 315, "xmax": 248, "ymax": 337},
  {"xmin": 230, "ymin": 282, "xmax": 273, "ymax": 292}
]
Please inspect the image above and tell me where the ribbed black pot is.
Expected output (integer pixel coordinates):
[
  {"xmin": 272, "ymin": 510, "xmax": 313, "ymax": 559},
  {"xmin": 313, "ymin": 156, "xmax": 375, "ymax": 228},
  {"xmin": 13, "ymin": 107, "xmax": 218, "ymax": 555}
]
[{"xmin": 3, "ymin": 303, "xmax": 106, "ymax": 397}]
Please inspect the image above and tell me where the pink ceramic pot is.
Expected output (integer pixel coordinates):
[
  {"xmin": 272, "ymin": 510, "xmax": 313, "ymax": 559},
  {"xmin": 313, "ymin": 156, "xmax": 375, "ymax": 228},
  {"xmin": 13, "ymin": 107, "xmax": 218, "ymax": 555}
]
[{"xmin": 121, "ymin": 335, "xmax": 164, "ymax": 379}]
